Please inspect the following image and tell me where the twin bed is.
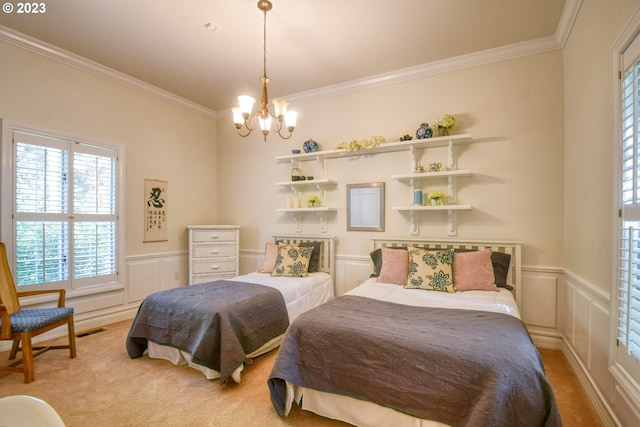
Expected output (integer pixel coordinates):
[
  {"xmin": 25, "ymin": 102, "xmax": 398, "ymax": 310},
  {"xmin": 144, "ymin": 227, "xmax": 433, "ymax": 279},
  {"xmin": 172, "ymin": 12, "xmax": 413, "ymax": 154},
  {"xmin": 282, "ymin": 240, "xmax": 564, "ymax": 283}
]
[
  {"xmin": 126, "ymin": 234, "xmax": 335, "ymax": 383},
  {"xmin": 126, "ymin": 235, "xmax": 561, "ymax": 426}
]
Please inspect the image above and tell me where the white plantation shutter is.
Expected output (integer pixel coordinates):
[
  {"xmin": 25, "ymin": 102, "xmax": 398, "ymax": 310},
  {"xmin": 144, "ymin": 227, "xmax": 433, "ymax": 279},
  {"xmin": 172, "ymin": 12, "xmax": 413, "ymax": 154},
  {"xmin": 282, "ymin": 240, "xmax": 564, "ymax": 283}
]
[
  {"xmin": 12, "ymin": 130, "xmax": 118, "ymax": 289},
  {"xmin": 618, "ymin": 35, "xmax": 640, "ymax": 366}
]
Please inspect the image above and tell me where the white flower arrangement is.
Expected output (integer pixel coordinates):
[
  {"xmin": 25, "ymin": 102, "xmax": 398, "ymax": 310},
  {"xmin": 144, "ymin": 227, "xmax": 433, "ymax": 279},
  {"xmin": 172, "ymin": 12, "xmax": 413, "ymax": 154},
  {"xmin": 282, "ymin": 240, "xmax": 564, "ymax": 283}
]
[
  {"xmin": 427, "ymin": 191, "xmax": 445, "ymax": 200},
  {"xmin": 335, "ymin": 135, "xmax": 387, "ymax": 152}
]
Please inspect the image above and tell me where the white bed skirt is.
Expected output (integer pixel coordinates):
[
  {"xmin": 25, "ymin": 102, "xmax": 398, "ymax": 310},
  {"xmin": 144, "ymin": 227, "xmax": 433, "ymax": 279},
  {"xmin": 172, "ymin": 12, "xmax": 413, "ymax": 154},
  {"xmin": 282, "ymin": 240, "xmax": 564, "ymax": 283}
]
[
  {"xmin": 290, "ymin": 384, "xmax": 449, "ymax": 427},
  {"xmin": 147, "ymin": 334, "xmax": 283, "ymax": 383}
]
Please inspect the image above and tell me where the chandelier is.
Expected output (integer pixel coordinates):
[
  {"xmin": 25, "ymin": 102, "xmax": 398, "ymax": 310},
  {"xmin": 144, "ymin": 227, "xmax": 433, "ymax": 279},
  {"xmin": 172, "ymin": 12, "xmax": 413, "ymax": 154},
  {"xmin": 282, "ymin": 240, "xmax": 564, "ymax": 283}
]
[{"xmin": 231, "ymin": 0, "xmax": 297, "ymax": 141}]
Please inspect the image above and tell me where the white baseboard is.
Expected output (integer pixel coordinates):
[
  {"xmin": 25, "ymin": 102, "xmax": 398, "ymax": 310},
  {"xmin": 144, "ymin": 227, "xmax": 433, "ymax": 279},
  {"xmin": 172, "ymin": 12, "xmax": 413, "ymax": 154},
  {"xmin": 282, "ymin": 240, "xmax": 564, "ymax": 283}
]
[{"xmin": 561, "ymin": 337, "xmax": 620, "ymax": 426}]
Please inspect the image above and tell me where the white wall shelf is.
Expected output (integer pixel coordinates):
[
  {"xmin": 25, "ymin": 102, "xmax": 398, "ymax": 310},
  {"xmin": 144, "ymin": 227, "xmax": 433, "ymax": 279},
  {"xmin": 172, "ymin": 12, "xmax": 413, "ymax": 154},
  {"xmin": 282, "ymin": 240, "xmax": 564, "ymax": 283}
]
[
  {"xmin": 391, "ymin": 170, "xmax": 472, "ymax": 181},
  {"xmin": 389, "ymin": 135, "xmax": 474, "ymax": 236},
  {"xmin": 275, "ymin": 207, "xmax": 337, "ymax": 233},
  {"xmin": 392, "ymin": 206, "xmax": 472, "ymax": 236},
  {"xmin": 274, "ymin": 134, "xmax": 472, "ymax": 163},
  {"xmin": 274, "ymin": 133, "xmax": 474, "ymax": 235},
  {"xmin": 275, "ymin": 178, "xmax": 338, "ymax": 188}
]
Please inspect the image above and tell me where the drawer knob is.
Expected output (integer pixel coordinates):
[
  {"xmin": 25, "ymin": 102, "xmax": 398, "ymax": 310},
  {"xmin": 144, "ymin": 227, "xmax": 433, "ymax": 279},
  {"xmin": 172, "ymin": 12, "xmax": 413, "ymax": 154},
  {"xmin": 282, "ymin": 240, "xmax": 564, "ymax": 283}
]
[
  {"xmin": 211, "ymin": 265, "xmax": 219, "ymax": 270},
  {"xmin": 211, "ymin": 250, "xmax": 219, "ymax": 254}
]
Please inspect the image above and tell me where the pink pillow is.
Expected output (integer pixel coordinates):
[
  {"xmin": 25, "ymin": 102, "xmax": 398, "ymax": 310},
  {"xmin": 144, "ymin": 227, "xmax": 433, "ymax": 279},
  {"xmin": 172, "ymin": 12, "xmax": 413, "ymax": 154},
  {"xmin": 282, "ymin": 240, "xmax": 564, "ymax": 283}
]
[
  {"xmin": 453, "ymin": 249, "xmax": 497, "ymax": 291},
  {"xmin": 258, "ymin": 243, "xmax": 279, "ymax": 273},
  {"xmin": 376, "ymin": 247, "xmax": 409, "ymax": 285}
]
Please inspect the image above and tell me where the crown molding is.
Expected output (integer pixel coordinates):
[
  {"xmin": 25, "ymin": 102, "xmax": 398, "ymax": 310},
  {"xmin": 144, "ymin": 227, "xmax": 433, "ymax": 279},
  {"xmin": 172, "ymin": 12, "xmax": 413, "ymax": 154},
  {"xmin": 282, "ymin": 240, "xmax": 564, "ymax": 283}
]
[
  {"xmin": 0, "ymin": 25, "xmax": 217, "ymax": 119},
  {"xmin": 1, "ymin": 0, "xmax": 580, "ymax": 122},
  {"xmin": 284, "ymin": 35, "xmax": 562, "ymax": 107},
  {"xmin": 280, "ymin": 0, "xmax": 581, "ymax": 108},
  {"xmin": 555, "ymin": 0, "xmax": 582, "ymax": 48}
]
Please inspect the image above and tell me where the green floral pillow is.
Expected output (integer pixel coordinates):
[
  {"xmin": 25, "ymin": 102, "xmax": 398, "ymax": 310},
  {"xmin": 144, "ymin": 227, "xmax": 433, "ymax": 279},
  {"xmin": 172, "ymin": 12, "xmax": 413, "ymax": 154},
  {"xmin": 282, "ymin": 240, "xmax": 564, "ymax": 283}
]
[
  {"xmin": 405, "ymin": 246, "xmax": 455, "ymax": 293},
  {"xmin": 272, "ymin": 244, "xmax": 314, "ymax": 277}
]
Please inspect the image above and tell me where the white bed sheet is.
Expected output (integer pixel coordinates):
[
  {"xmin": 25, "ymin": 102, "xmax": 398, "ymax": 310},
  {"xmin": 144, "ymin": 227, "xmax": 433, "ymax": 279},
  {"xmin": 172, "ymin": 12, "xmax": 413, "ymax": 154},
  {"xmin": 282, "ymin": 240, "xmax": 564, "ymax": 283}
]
[
  {"xmin": 146, "ymin": 271, "xmax": 334, "ymax": 382},
  {"xmin": 346, "ymin": 278, "xmax": 520, "ymax": 318},
  {"xmin": 288, "ymin": 278, "xmax": 521, "ymax": 427}
]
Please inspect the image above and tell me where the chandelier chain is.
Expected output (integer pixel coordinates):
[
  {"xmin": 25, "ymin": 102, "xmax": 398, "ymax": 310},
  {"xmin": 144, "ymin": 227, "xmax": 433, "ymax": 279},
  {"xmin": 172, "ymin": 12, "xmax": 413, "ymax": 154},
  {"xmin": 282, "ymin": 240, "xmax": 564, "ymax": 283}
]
[{"xmin": 263, "ymin": 5, "xmax": 267, "ymax": 79}]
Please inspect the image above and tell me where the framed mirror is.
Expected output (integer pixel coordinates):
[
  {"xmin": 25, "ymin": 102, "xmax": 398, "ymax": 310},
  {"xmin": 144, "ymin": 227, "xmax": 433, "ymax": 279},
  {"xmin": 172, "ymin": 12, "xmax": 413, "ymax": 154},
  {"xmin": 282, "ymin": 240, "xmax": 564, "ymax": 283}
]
[{"xmin": 347, "ymin": 182, "xmax": 385, "ymax": 231}]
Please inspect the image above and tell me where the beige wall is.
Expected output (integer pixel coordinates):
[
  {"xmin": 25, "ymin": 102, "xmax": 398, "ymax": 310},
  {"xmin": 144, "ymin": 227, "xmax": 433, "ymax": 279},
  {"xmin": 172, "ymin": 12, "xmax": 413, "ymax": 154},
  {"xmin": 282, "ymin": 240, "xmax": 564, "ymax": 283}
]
[
  {"xmin": 0, "ymin": 40, "xmax": 218, "ymax": 256},
  {"xmin": 217, "ymin": 51, "xmax": 565, "ymax": 267},
  {"xmin": 563, "ymin": 0, "xmax": 640, "ymax": 295}
]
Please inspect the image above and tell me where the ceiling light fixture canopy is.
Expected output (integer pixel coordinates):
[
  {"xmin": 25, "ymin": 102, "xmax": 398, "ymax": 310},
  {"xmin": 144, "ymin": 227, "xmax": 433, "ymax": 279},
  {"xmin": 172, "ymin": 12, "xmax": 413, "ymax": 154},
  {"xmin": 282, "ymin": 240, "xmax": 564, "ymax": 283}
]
[{"xmin": 231, "ymin": 0, "xmax": 296, "ymax": 141}]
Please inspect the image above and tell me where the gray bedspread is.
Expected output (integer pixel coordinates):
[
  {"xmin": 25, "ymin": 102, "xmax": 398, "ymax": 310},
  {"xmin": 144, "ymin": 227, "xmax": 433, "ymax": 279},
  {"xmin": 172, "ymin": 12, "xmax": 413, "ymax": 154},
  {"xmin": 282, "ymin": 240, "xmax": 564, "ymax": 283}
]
[
  {"xmin": 268, "ymin": 295, "xmax": 561, "ymax": 427},
  {"xmin": 127, "ymin": 280, "xmax": 289, "ymax": 384}
]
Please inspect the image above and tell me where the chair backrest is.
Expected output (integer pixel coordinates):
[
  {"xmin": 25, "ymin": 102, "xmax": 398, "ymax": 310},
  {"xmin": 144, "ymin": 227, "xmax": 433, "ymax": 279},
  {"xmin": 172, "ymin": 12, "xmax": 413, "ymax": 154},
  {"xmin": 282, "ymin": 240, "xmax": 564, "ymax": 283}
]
[
  {"xmin": 0, "ymin": 395, "xmax": 66, "ymax": 427},
  {"xmin": 0, "ymin": 242, "xmax": 21, "ymax": 314}
]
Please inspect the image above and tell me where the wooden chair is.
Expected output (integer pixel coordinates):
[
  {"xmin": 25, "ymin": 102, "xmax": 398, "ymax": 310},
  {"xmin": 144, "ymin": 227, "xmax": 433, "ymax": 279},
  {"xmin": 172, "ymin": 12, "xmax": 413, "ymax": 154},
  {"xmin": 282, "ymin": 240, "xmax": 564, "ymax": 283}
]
[{"xmin": 0, "ymin": 242, "xmax": 76, "ymax": 383}]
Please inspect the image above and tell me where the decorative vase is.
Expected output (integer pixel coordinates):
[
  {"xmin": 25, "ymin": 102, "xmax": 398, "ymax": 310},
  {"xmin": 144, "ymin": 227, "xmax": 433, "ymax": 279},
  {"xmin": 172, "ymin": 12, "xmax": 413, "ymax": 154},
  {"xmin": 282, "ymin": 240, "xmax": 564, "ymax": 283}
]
[
  {"xmin": 430, "ymin": 198, "xmax": 444, "ymax": 206},
  {"xmin": 413, "ymin": 189, "xmax": 423, "ymax": 205},
  {"xmin": 303, "ymin": 139, "xmax": 319, "ymax": 153},
  {"xmin": 438, "ymin": 128, "xmax": 449, "ymax": 137}
]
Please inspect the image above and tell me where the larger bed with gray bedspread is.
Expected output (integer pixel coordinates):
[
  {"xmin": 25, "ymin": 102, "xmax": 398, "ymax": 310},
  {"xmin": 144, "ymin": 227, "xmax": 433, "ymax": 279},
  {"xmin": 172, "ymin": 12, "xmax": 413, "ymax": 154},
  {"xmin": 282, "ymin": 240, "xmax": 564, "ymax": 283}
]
[{"xmin": 268, "ymin": 238, "xmax": 561, "ymax": 427}]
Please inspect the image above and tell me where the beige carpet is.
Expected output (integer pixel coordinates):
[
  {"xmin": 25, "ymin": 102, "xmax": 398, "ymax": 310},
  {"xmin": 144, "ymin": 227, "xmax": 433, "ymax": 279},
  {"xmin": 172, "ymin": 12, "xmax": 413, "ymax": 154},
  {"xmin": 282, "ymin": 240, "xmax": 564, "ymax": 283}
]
[{"xmin": 0, "ymin": 320, "xmax": 602, "ymax": 427}]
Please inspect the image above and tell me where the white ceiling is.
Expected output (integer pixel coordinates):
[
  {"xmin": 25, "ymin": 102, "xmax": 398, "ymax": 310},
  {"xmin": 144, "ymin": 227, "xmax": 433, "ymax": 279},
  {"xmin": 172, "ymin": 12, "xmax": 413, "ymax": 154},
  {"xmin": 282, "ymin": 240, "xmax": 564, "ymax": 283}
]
[{"xmin": 0, "ymin": 0, "xmax": 572, "ymax": 113}]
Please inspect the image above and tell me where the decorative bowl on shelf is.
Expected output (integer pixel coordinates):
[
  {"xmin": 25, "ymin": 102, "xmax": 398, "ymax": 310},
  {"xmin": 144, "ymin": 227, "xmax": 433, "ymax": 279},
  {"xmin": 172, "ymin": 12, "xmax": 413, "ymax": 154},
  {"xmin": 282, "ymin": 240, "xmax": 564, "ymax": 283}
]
[
  {"xmin": 292, "ymin": 149, "xmax": 301, "ymax": 154},
  {"xmin": 303, "ymin": 139, "xmax": 319, "ymax": 153}
]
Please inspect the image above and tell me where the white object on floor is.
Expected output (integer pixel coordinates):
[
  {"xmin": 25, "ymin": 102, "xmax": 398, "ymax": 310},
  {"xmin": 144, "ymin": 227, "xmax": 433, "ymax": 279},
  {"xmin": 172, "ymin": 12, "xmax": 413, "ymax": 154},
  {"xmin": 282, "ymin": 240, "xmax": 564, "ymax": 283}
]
[{"xmin": 0, "ymin": 395, "xmax": 66, "ymax": 427}]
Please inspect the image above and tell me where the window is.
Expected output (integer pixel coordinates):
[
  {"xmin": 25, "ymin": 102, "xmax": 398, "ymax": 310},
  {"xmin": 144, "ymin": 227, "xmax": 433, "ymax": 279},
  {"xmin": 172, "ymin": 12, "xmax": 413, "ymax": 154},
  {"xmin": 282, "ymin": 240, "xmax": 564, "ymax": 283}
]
[
  {"xmin": 1, "ymin": 122, "xmax": 121, "ymax": 292},
  {"xmin": 617, "ymin": 33, "xmax": 640, "ymax": 378}
]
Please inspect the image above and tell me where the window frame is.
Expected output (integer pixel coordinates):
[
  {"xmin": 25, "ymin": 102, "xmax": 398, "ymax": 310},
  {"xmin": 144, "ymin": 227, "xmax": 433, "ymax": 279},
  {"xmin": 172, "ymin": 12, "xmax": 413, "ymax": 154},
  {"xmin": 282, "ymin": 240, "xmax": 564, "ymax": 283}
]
[
  {"xmin": 612, "ymin": 15, "xmax": 640, "ymax": 391},
  {"xmin": 0, "ymin": 119, "xmax": 125, "ymax": 294}
]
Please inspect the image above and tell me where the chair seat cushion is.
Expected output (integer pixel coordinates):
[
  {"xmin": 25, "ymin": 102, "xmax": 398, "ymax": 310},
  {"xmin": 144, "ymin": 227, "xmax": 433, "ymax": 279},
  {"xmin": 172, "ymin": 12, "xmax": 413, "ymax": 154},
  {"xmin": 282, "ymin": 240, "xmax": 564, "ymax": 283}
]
[{"xmin": 1, "ymin": 308, "xmax": 74, "ymax": 333}]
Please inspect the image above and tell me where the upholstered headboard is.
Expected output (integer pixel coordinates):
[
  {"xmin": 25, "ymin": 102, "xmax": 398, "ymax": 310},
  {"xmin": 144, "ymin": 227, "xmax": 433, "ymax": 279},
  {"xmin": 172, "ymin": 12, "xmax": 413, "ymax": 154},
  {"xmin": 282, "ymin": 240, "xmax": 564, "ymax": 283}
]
[{"xmin": 371, "ymin": 237, "xmax": 522, "ymax": 308}]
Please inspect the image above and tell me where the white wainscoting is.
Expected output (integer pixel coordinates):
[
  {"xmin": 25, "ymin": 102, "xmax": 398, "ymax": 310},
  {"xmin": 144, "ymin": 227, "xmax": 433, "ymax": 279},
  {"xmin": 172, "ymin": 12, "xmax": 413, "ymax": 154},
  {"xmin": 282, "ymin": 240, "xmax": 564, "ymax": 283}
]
[
  {"xmin": 561, "ymin": 270, "xmax": 633, "ymax": 427},
  {"xmin": 126, "ymin": 252, "xmax": 188, "ymax": 301},
  {"xmin": 522, "ymin": 266, "xmax": 563, "ymax": 349},
  {"xmin": 10, "ymin": 247, "xmax": 639, "ymax": 427}
]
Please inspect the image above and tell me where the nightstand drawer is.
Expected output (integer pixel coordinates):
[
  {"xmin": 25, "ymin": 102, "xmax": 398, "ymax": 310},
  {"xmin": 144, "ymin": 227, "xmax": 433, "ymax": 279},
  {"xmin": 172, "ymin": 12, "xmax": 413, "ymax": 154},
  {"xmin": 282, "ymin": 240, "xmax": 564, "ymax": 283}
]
[
  {"xmin": 191, "ymin": 273, "xmax": 235, "ymax": 285},
  {"xmin": 192, "ymin": 230, "xmax": 237, "ymax": 243},
  {"xmin": 191, "ymin": 244, "xmax": 236, "ymax": 259},
  {"xmin": 192, "ymin": 259, "xmax": 237, "ymax": 274}
]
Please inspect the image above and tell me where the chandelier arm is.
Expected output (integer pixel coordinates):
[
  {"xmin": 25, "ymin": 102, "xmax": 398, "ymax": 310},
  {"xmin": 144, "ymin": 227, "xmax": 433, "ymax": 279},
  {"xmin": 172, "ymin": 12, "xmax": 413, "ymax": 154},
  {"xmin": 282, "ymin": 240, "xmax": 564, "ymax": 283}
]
[
  {"xmin": 276, "ymin": 123, "xmax": 294, "ymax": 140},
  {"xmin": 235, "ymin": 113, "xmax": 258, "ymax": 137},
  {"xmin": 277, "ymin": 129, "xmax": 294, "ymax": 140},
  {"xmin": 236, "ymin": 127, "xmax": 253, "ymax": 138}
]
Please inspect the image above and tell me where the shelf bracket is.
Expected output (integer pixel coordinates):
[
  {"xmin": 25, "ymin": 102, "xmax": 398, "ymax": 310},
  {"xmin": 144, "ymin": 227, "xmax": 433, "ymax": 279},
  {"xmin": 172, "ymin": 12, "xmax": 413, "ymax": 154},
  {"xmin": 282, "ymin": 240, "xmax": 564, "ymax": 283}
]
[
  {"xmin": 290, "ymin": 212, "xmax": 302, "ymax": 233},
  {"xmin": 447, "ymin": 175, "xmax": 458, "ymax": 203},
  {"xmin": 447, "ymin": 141, "xmax": 457, "ymax": 169},
  {"xmin": 316, "ymin": 211, "xmax": 329, "ymax": 233},
  {"xmin": 410, "ymin": 210, "xmax": 419, "ymax": 235},
  {"xmin": 447, "ymin": 210, "xmax": 458, "ymax": 236},
  {"xmin": 410, "ymin": 145, "xmax": 420, "ymax": 171},
  {"xmin": 314, "ymin": 184, "xmax": 327, "ymax": 205},
  {"xmin": 315, "ymin": 155, "xmax": 327, "ymax": 178}
]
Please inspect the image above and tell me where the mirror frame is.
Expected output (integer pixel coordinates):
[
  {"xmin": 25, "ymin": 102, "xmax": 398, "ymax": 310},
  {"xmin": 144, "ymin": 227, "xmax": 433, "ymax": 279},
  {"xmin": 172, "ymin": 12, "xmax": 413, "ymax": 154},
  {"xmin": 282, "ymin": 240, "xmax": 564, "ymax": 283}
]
[{"xmin": 346, "ymin": 182, "xmax": 385, "ymax": 232}]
